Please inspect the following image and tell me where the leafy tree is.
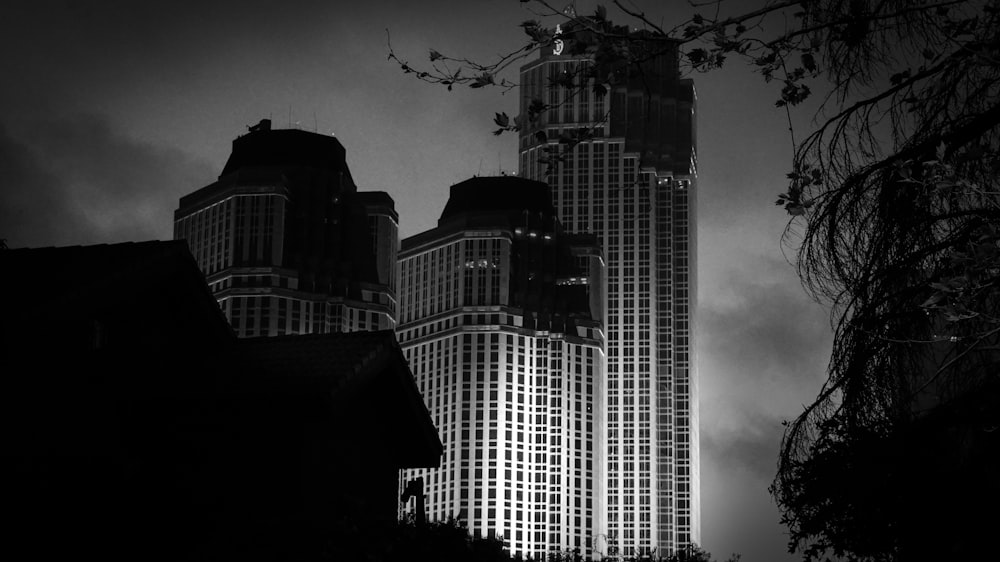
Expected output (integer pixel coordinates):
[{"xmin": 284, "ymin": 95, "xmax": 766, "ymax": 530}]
[{"xmin": 392, "ymin": 1, "xmax": 1000, "ymax": 560}]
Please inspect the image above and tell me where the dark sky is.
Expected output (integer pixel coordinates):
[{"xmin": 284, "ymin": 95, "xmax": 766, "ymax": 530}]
[{"xmin": 0, "ymin": 1, "xmax": 833, "ymax": 560}]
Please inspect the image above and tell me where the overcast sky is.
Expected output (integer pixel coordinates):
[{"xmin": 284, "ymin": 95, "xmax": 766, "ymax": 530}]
[{"xmin": 1, "ymin": 1, "xmax": 833, "ymax": 560}]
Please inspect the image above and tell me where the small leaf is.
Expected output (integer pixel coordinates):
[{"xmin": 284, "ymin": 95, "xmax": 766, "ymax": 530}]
[
  {"xmin": 687, "ymin": 48, "xmax": 708, "ymax": 66},
  {"xmin": 429, "ymin": 49, "xmax": 442, "ymax": 62},
  {"xmin": 920, "ymin": 293, "xmax": 944, "ymax": 308},
  {"xmin": 943, "ymin": 304, "xmax": 978, "ymax": 322},
  {"xmin": 801, "ymin": 52, "xmax": 816, "ymax": 73},
  {"xmin": 754, "ymin": 52, "xmax": 777, "ymax": 67},
  {"xmin": 930, "ymin": 282, "xmax": 955, "ymax": 293},
  {"xmin": 470, "ymin": 72, "xmax": 495, "ymax": 88},
  {"xmin": 889, "ymin": 70, "xmax": 911, "ymax": 86},
  {"xmin": 548, "ymin": 70, "xmax": 576, "ymax": 89},
  {"xmin": 494, "ymin": 112, "xmax": 510, "ymax": 128}
]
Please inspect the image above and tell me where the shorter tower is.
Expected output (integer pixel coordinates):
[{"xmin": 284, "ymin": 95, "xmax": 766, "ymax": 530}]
[
  {"xmin": 359, "ymin": 190, "xmax": 400, "ymax": 309},
  {"xmin": 174, "ymin": 119, "xmax": 397, "ymax": 336},
  {"xmin": 398, "ymin": 176, "xmax": 606, "ymax": 560}
]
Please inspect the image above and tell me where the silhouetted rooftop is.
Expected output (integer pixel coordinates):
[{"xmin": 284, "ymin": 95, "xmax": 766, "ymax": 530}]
[
  {"xmin": 358, "ymin": 190, "xmax": 398, "ymax": 222},
  {"xmin": 220, "ymin": 124, "xmax": 349, "ymax": 177},
  {"xmin": 231, "ymin": 330, "xmax": 399, "ymax": 383},
  {"xmin": 1, "ymin": 240, "xmax": 236, "ymax": 352},
  {"xmin": 223, "ymin": 330, "xmax": 443, "ymax": 466},
  {"xmin": 439, "ymin": 176, "xmax": 556, "ymax": 223},
  {"xmin": 1, "ymin": 240, "xmax": 222, "ymax": 319},
  {"xmin": 357, "ymin": 190, "xmax": 395, "ymax": 209},
  {"xmin": 2, "ymin": 239, "xmax": 190, "ymax": 287}
]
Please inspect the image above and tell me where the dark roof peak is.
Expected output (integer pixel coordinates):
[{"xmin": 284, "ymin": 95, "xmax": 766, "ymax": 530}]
[
  {"xmin": 439, "ymin": 176, "xmax": 556, "ymax": 223},
  {"xmin": 220, "ymin": 123, "xmax": 349, "ymax": 177}
]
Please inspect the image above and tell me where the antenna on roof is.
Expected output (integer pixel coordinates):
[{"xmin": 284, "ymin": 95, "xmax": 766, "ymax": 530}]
[{"xmin": 478, "ymin": 157, "xmax": 484, "ymax": 176}]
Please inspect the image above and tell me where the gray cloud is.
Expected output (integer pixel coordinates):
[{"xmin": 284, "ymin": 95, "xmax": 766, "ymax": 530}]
[
  {"xmin": 0, "ymin": 114, "xmax": 214, "ymax": 248},
  {"xmin": 708, "ymin": 280, "xmax": 829, "ymax": 373},
  {"xmin": 0, "ymin": 123, "xmax": 86, "ymax": 248},
  {"xmin": 701, "ymin": 414, "xmax": 782, "ymax": 481},
  {"xmin": 697, "ymin": 259, "xmax": 832, "ymax": 560}
]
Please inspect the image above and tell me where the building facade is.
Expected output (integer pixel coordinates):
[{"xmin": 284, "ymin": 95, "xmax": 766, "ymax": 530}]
[
  {"xmin": 174, "ymin": 119, "xmax": 397, "ymax": 336},
  {"xmin": 398, "ymin": 177, "xmax": 606, "ymax": 560},
  {"xmin": 359, "ymin": 190, "xmax": 400, "ymax": 310},
  {"xmin": 518, "ymin": 25, "xmax": 699, "ymax": 558}
]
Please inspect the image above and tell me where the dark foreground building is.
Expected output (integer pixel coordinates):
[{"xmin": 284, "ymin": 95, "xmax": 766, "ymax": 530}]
[
  {"xmin": 398, "ymin": 176, "xmax": 606, "ymax": 560},
  {"xmin": 174, "ymin": 119, "xmax": 398, "ymax": 336},
  {"xmin": 0, "ymin": 241, "xmax": 438, "ymax": 560}
]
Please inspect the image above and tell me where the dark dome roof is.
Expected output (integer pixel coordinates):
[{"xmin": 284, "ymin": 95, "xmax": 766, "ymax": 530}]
[
  {"xmin": 220, "ymin": 128, "xmax": 348, "ymax": 177},
  {"xmin": 440, "ymin": 176, "xmax": 555, "ymax": 222}
]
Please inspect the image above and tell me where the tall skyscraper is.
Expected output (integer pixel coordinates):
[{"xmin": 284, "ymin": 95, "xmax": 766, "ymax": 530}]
[
  {"xmin": 398, "ymin": 176, "xmax": 606, "ymax": 560},
  {"xmin": 174, "ymin": 119, "xmax": 397, "ymax": 336},
  {"xmin": 518, "ymin": 24, "xmax": 698, "ymax": 558}
]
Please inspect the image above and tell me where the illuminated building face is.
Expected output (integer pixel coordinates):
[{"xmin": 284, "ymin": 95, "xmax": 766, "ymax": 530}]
[
  {"xmin": 518, "ymin": 35, "xmax": 699, "ymax": 557},
  {"xmin": 399, "ymin": 177, "xmax": 606, "ymax": 561}
]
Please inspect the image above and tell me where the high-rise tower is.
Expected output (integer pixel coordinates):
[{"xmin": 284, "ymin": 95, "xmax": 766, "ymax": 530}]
[
  {"xmin": 398, "ymin": 176, "xmax": 606, "ymax": 560},
  {"xmin": 518, "ymin": 25, "xmax": 698, "ymax": 558},
  {"xmin": 174, "ymin": 120, "xmax": 397, "ymax": 336}
]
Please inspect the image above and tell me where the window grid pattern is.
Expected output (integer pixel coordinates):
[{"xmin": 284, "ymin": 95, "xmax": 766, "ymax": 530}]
[
  {"xmin": 367, "ymin": 210, "xmax": 400, "ymax": 310},
  {"xmin": 176, "ymin": 193, "xmax": 395, "ymax": 338},
  {"xmin": 518, "ymin": 55, "xmax": 698, "ymax": 558},
  {"xmin": 399, "ymin": 232, "xmax": 603, "ymax": 561}
]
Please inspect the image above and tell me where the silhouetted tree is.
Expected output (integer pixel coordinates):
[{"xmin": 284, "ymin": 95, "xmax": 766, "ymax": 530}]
[
  {"xmin": 392, "ymin": 1, "xmax": 1000, "ymax": 560},
  {"xmin": 660, "ymin": 543, "xmax": 741, "ymax": 562},
  {"xmin": 322, "ymin": 514, "xmax": 509, "ymax": 562},
  {"xmin": 543, "ymin": 543, "xmax": 738, "ymax": 562}
]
